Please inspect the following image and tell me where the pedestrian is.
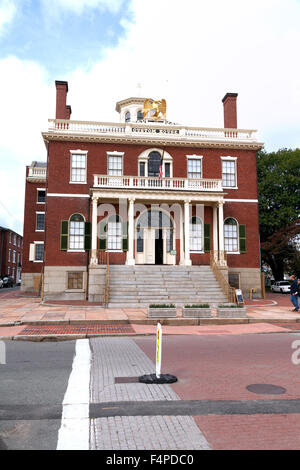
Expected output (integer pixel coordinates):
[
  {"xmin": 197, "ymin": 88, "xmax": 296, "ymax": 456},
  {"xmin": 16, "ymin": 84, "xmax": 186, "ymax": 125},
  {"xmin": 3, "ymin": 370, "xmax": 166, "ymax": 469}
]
[{"xmin": 290, "ymin": 275, "xmax": 299, "ymax": 312}]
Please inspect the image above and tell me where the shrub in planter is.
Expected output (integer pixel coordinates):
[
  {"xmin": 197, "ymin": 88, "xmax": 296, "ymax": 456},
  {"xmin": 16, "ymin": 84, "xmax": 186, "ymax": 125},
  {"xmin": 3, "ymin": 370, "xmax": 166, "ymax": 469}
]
[
  {"xmin": 182, "ymin": 304, "xmax": 212, "ymax": 318},
  {"xmin": 148, "ymin": 304, "xmax": 177, "ymax": 318},
  {"xmin": 217, "ymin": 304, "xmax": 246, "ymax": 318}
]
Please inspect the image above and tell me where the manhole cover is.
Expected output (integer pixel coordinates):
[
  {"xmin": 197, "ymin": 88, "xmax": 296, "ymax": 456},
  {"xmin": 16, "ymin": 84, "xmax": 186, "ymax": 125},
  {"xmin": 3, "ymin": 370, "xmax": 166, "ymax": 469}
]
[
  {"xmin": 115, "ymin": 377, "xmax": 139, "ymax": 384},
  {"xmin": 246, "ymin": 384, "xmax": 286, "ymax": 395}
]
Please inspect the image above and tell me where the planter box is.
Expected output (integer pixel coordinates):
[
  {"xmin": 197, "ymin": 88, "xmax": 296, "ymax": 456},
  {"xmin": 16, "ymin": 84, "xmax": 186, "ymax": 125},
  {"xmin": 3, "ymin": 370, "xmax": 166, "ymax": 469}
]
[
  {"xmin": 182, "ymin": 307, "xmax": 212, "ymax": 318},
  {"xmin": 217, "ymin": 307, "xmax": 246, "ymax": 318},
  {"xmin": 148, "ymin": 307, "xmax": 177, "ymax": 318}
]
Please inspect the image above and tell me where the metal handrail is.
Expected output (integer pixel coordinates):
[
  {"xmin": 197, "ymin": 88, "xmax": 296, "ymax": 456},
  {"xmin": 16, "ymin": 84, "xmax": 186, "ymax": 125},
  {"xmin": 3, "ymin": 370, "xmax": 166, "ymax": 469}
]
[
  {"xmin": 97, "ymin": 250, "xmax": 110, "ymax": 307},
  {"xmin": 210, "ymin": 251, "xmax": 236, "ymax": 303}
]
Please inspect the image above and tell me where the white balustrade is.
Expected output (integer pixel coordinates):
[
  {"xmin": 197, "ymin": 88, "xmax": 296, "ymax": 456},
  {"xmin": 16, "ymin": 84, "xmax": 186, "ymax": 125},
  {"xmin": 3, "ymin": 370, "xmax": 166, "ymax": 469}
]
[
  {"xmin": 27, "ymin": 167, "xmax": 47, "ymax": 178},
  {"xmin": 93, "ymin": 175, "xmax": 223, "ymax": 192},
  {"xmin": 48, "ymin": 119, "xmax": 258, "ymax": 143}
]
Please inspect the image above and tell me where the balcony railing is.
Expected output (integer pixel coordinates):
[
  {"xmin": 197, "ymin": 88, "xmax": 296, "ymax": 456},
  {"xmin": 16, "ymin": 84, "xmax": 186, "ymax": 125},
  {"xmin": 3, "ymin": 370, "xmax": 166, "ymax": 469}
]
[
  {"xmin": 93, "ymin": 175, "xmax": 223, "ymax": 192},
  {"xmin": 48, "ymin": 119, "xmax": 258, "ymax": 144},
  {"xmin": 27, "ymin": 167, "xmax": 47, "ymax": 179}
]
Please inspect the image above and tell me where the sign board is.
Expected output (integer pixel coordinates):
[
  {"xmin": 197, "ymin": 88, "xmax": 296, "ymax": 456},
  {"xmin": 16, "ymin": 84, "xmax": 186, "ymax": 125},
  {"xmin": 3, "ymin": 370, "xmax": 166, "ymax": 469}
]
[
  {"xmin": 170, "ymin": 250, "xmax": 177, "ymax": 255},
  {"xmin": 235, "ymin": 289, "xmax": 244, "ymax": 305},
  {"xmin": 156, "ymin": 322, "xmax": 162, "ymax": 379}
]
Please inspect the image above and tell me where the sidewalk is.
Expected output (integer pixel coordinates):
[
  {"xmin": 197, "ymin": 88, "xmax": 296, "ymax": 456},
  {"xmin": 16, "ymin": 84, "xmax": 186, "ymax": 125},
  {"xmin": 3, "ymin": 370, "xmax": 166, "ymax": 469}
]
[{"xmin": 0, "ymin": 290, "xmax": 299, "ymax": 339}]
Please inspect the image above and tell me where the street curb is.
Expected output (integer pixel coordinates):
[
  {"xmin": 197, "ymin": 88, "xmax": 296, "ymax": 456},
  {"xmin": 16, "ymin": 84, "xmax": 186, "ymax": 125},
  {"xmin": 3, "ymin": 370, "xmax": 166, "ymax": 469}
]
[
  {"xmin": 10, "ymin": 332, "xmax": 153, "ymax": 342},
  {"xmin": 1, "ymin": 317, "xmax": 300, "ymax": 327}
]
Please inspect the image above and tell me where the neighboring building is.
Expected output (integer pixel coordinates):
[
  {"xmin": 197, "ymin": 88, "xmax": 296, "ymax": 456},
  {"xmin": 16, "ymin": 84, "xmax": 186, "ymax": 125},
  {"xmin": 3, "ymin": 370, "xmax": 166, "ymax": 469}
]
[
  {"xmin": 0, "ymin": 226, "xmax": 23, "ymax": 284},
  {"xmin": 21, "ymin": 161, "xmax": 47, "ymax": 292},
  {"xmin": 21, "ymin": 80, "xmax": 263, "ymax": 300}
]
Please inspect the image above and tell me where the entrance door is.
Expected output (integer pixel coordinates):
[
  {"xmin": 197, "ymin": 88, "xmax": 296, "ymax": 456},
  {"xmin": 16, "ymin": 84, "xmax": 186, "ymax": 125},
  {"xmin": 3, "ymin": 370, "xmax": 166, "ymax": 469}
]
[
  {"xmin": 155, "ymin": 229, "xmax": 163, "ymax": 265},
  {"xmin": 144, "ymin": 227, "xmax": 155, "ymax": 264}
]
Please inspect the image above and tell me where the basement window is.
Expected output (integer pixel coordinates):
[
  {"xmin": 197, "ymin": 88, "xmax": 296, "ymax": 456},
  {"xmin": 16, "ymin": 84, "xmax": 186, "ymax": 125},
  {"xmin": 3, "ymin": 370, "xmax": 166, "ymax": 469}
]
[{"xmin": 68, "ymin": 272, "xmax": 83, "ymax": 290}]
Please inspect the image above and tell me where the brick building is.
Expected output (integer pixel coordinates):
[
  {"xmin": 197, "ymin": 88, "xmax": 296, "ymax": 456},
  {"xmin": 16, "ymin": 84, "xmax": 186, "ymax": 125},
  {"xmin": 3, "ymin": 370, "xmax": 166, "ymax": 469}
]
[
  {"xmin": 21, "ymin": 80, "xmax": 263, "ymax": 302},
  {"xmin": 0, "ymin": 226, "xmax": 23, "ymax": 284}
]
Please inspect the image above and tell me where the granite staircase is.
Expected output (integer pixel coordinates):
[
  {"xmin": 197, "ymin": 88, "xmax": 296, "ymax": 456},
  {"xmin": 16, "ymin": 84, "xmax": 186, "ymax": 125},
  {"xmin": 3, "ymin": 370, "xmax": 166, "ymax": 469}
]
[{"xmin": 107, "ymin": 265, "xmax": 227, "ymax": 308}]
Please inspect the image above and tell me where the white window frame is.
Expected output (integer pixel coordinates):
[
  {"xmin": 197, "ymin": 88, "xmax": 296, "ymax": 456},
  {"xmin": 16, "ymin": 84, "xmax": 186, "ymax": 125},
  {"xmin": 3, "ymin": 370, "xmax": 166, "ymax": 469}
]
[
  {"xmin": 68, "ymin": 213, "xmax": 86, "ymax": 252},
  {"xmin": 12, "ymin": 250, "xmax": 16, "ymax": 264},
  {"xmin": 29, "ymin": 241, "xmax": 44, "ymax": 262},
  {"xmin": 70, "ymin": 150, "xmax": 87, "ymax": 184},
  {"xmin": 36, "ymin": 212, "xmax": 45, "ymax": 232},
  {"xmin": 138, "ymin": 149, "xmax": 173, "ymax": 178},
  {"xmin": 186, "ymin": 155, "xmax": 203, "ymax": 179},
  {"xmin": 224, "ymin": 217, "xmax": 239, "ymax": 254},
  {"xmin": 189, "ymin": 216, "xmax": 204, "ymax": 253},
  {"xmin": 37, "ymin": 188, "xmax": 46, "ymax": 204},
  {"xmin": 107, "ymin": 218, "xmax": 122, "ymax": 252},
  {"xmin": 8, "ymin": 248, "xmax": 11, "ymax": 262},
  {"xmin": 107, "ymin": 151, "xmax": 124, "ymax": 177},
  {"xmin": 221, "ymin": 156, "xmax": 238, "ymax": 189}
]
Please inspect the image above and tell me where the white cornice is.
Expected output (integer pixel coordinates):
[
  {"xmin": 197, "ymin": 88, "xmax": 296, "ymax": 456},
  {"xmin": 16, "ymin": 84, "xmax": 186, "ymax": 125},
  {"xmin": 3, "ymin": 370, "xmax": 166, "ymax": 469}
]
[{"xmin": 42, "ymin": 131, "xmax": 263, "ymax": 150}]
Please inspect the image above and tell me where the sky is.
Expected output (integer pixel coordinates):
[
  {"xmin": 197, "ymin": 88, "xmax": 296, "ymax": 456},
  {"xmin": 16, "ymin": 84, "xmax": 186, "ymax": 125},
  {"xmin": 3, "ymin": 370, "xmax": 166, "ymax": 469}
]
[{"xmin": 0, "ymin": 0, "xmax": 300, "ymax": 235}]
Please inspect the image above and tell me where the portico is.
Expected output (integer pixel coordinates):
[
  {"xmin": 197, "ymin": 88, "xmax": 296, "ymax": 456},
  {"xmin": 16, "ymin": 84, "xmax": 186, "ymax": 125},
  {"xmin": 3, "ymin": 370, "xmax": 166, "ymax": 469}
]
[{"xmin": 89, "ymin": 183, "xmax": 226, "ymax": 267}]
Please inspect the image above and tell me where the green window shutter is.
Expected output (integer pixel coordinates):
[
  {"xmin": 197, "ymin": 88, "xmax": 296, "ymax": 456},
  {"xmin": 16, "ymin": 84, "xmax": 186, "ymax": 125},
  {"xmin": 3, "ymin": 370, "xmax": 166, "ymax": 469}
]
[
  {"xmin": 122, "ymin": 221, "xmax": 128, "ymax": 251},
  {"xmin": 204, "ymin": 224, "xmax": 211, "ymax": 252},
  {"xmin": 239, "ymin": 224, "xmax": 246, "ymax": 253},
  {"xmin": 99, "ymin": 220, "xmax": 107, "ymax": 251},
  {"xmin": 60, "ymin": 220, "xmax": 69, "ymax": 251},
  {"xmin": 84, "ymin": 222, "xmax": 91, "ymax": 250}
]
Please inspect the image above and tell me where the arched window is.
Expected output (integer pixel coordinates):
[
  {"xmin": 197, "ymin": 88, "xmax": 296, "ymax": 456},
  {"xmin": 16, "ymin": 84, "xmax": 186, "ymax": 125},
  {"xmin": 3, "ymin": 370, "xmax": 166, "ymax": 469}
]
[
  {"xmin": 125, "ymin": 111, "xmax": 131, "ymax": 123},
  {"xmin": 148, "ymin": 151, "xmax": 162, "ymax": 177},
  {"xmin": 190, "ymin": 216, "xmax": 203, "ymax": 252},
  {"xmin": 69, "ymin": 213, "xmax": 85, "ymax": 250},
  {"xmin": 224, "ymin": 218, "xmax": 238, "ymax": 252},
  {"xmin": 107, "ymin": 215, "xmax": 122, "ymax": 251},
  {"xmin": 137, "ymin": 109, "xmax": 144, "ymax": 121}
]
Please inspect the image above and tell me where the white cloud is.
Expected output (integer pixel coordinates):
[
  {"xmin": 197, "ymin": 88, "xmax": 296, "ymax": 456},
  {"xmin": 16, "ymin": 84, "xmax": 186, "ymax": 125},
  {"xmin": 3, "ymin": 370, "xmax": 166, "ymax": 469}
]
[
  {"xmin": 66, "ymin": 0, "xmax": 300, "ymax": 147},
  {"xmin": 41, "ymin": 0, "xmax": 125, "ymax": 16},
  {"xmin": 1, "ymin": 0, "xmax": 300, "ymax": 233},
  {"xmin": 0, "ymin": 57, "xmax": 51, "ymax": 233},
  {"xmin": 0, "ymin": 0, "xmax": 16, "ymax": 35}
]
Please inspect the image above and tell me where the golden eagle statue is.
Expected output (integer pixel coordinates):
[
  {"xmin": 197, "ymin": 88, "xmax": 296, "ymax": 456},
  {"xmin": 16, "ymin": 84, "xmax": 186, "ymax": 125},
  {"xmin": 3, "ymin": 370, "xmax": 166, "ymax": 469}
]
[{"xmin": 143, "ymin": 98, "xmax": 167, "ymax": 120}]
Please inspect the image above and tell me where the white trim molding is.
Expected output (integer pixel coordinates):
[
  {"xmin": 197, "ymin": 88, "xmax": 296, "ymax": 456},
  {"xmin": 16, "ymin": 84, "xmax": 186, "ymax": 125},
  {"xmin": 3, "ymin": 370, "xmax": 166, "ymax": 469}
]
[
  {"xmin": 47, "ymin": 193, "xmax": 90, "ymax": 198},
  {"xmin": 224, "ymin": 198, "xmax": 258, "ymax": 203}
]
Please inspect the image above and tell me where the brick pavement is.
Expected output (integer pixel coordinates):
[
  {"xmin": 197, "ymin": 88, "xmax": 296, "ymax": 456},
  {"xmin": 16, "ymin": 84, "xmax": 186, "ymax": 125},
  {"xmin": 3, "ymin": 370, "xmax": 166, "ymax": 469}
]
[{"xmin": 89, "ymin": 337, "xmax": 211, "ymax": 450}]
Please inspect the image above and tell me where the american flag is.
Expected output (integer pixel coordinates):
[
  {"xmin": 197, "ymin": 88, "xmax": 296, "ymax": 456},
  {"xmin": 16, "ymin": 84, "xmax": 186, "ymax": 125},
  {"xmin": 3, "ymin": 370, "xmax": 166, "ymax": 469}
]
[{"xmin": 158, "ymin": 160, "xmax": 163, "ymax": 179}]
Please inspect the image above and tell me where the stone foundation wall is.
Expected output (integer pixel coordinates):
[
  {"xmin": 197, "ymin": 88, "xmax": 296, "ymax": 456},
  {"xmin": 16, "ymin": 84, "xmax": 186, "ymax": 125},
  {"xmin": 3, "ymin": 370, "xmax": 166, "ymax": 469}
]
[
  {"xmin": 228, "ymin": 267, "xmax": 262, "ymax": 299},
  {"xmin": 43, "ymin": 266, "xmax": 87, "ymax": 301},
  {"xmin": 88, "ymin": 266, "xmax": 106, "ymax": 303}
]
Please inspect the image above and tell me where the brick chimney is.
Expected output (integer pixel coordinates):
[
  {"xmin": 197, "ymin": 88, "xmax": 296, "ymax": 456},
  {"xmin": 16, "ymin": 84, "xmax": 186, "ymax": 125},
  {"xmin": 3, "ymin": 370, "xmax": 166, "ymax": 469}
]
[
  {"xmin": 55, "ymin": 81, "xmax": 71, "ymax": 119},
  {"xmin": 222, "ymin": 92, "xmax": 238, "ymax": 129}
]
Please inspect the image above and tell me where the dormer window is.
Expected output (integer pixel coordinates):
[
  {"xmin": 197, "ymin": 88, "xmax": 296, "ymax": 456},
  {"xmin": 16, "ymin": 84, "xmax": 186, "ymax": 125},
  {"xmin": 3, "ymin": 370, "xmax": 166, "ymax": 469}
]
[
  {"xmin": 137, "ymin": 110, "xmax": 144, "ymax": 121},
  {"xmin": 125, "ymin": 111, "xmax": 131, "ymax": 122}
]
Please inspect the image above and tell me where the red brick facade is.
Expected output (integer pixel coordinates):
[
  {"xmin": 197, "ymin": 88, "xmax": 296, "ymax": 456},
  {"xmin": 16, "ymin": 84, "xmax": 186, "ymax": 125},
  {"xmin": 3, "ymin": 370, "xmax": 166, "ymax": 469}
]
[
  {"xmin": 21, "ymin": 81, "xmax": 263, "ymax": 298},
  {"xmin": 0, "ymin": 226, "xmax": 23, "ymax": 283}
]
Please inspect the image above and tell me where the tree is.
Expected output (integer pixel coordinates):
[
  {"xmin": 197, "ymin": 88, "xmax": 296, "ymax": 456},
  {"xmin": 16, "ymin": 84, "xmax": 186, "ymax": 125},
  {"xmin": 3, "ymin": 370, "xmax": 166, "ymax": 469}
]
[{"xmin": 257, "ymin": 148, "xmax": 300, "ymax": 280}]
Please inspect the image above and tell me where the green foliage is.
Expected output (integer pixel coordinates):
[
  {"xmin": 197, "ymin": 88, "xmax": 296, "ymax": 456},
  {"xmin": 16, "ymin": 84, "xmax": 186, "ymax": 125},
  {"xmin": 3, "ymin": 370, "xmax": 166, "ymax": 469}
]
[
  {"xmin": 257, "ymin": 147, "xmax": 300, "ymax": 279},
  {"xmin": 184, "ymin": 304, "xmax": 210, "ymax": 308},
  {"xmin": 257, "ymin": 148, "xmax": 300, "ymax": 239},
  {"xmin": 149, "ymin": 304, "xmax": 176, "ymax": 308},
  {"xmin": 218, "ymin": 304, "xmax": 244, "ymax": 308}
]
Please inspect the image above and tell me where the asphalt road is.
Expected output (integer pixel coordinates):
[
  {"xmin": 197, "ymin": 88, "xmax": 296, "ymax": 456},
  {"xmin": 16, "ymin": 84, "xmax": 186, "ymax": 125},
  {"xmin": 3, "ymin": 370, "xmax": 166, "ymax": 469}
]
[
  {"xmin": 0, "ymin": 340, "xmax": 75, "ymax": 450},
  {"xmin": 1, "ymin": 331, "xmax": 300, "ymax": 450}
]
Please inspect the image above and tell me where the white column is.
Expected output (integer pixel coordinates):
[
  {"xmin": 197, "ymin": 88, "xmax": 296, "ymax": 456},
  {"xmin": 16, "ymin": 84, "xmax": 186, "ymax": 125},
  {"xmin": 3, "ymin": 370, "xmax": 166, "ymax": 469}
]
[
  {"xmin": 218, "ymin": 201, "xmax": 225, "ymax": 264},
  {"xmin": 126, "ymin": 197, "xmax": 135, "ymax": 266},
  {"xmin": 213, "ymin": 204, "xmax": 218, "ymax": 261},
  {"xmin": 184, "ymin": 200, "xmax": 191, "ymax": 266},
  {"xmin": 90, "ymin": 196, "xmax": 98, "ymax": 265},
  {"xmin": 179, "ymin": 203, "xmax": 185, "ymax": 265}
]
